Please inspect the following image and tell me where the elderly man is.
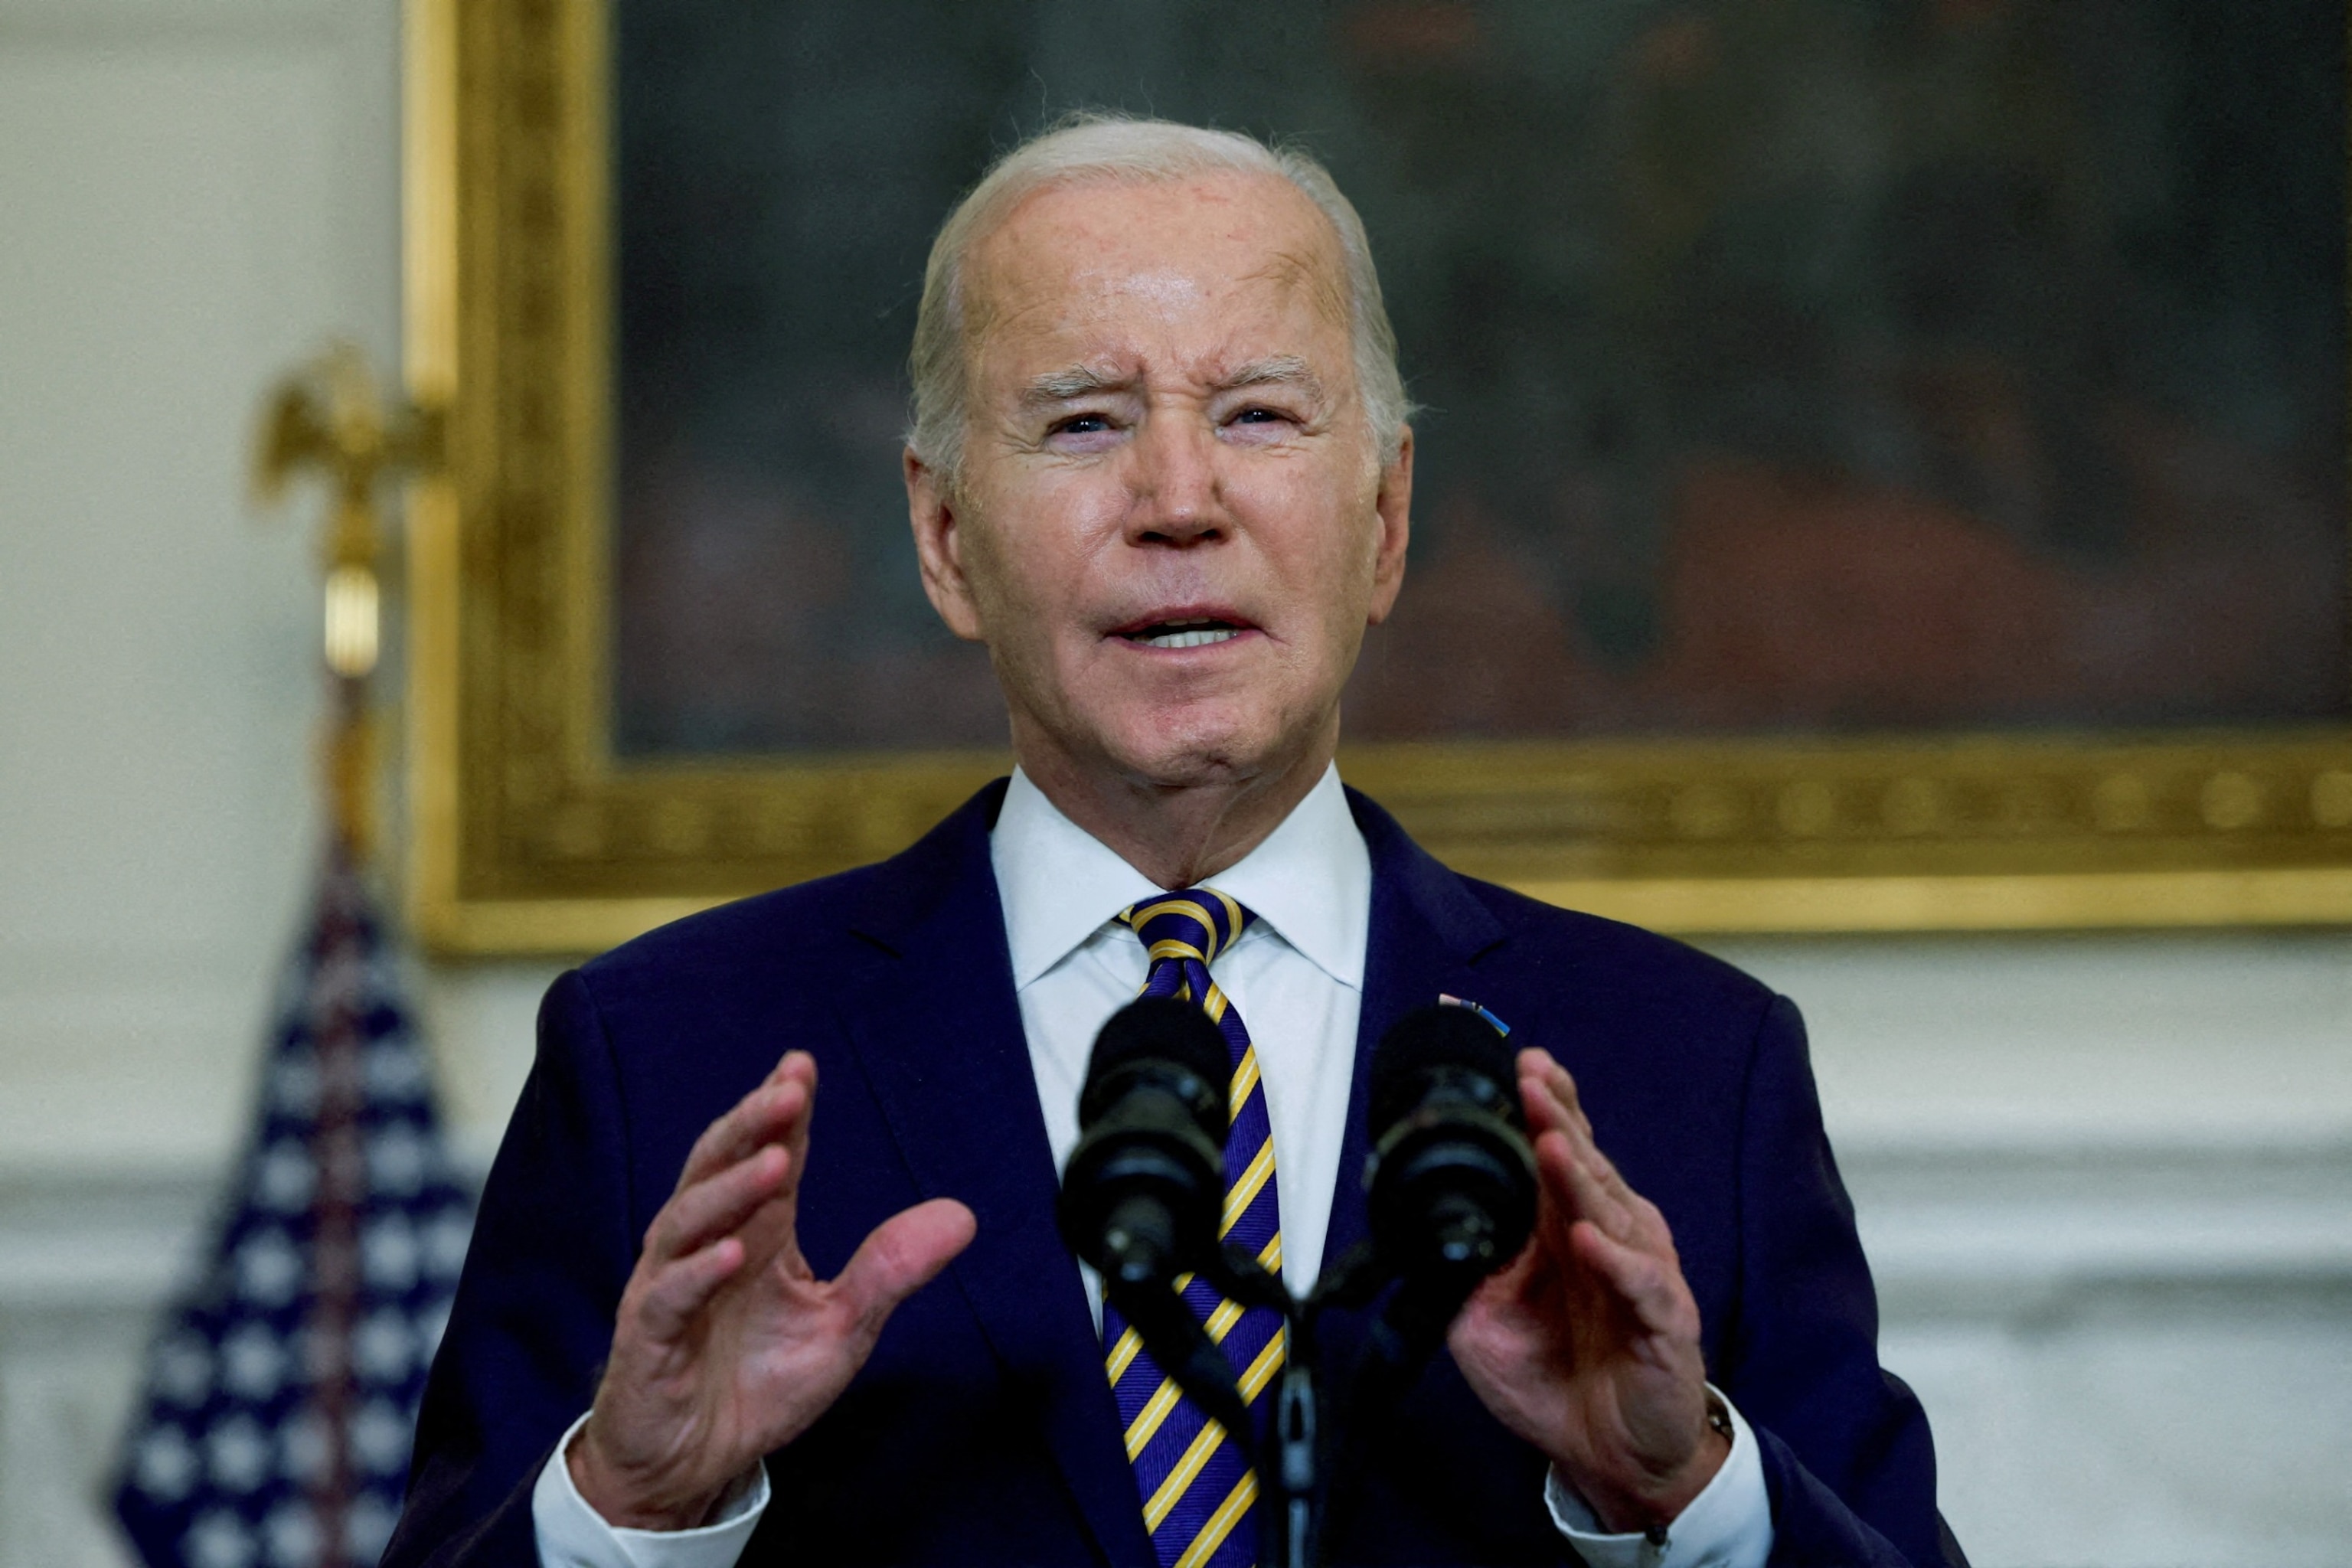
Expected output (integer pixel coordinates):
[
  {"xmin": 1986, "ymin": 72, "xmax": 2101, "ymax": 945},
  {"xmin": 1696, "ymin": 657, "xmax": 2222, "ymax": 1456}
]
[{"xmin": 388, "ymin": 118, "xmax": 1959, "ymax": 1568}]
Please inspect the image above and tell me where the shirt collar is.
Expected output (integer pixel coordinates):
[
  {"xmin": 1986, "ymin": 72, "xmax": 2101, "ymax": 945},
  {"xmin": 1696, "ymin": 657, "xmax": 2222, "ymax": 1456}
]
[{"xmin": 991, "ymin": 763, "xmax": 1369, "ymax": 992}]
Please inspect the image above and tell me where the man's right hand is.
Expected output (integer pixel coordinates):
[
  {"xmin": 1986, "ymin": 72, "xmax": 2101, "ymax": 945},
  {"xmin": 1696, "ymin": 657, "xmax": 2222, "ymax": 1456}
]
[{"xmin": 568, "ymin": 1050, "xmax": 978, "ymax": 1529}]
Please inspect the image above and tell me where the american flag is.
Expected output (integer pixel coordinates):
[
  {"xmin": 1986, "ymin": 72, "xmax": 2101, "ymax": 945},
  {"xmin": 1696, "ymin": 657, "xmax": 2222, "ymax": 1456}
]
[{"xmin": 112, "ymin": 846, "xmax": 475, "ymax": 1568}]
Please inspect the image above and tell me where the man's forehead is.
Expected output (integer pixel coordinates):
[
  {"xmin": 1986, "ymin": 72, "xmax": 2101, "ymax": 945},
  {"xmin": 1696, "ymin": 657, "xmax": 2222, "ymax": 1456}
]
[{"xmin": 962, "ymin": 172, "xmax": 1351, "ymax": 345}]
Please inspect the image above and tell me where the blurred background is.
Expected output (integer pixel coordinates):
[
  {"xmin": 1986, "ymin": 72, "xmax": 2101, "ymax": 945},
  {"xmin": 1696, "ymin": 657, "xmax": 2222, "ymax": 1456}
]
[
  {"xmin": 612, "ymin": 0, "xmax": 2345, "ymax": 751},
  {"xmin": 0, "ymin": 1, "xmax": 2347, "ymax": 1564}
]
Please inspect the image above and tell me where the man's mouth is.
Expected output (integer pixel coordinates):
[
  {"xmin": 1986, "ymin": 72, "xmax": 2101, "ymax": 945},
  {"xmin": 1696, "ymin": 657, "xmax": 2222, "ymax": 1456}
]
[{"xmin": 1119, "ymin": 616, "xmax": 1247, "ymax": 650}]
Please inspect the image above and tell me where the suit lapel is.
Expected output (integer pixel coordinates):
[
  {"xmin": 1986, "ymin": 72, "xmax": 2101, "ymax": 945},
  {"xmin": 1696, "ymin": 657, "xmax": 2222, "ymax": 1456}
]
[
  {"xmin": 1325, "ymin": 790, "xmax": 1511, "ymax": 1264},
  {"xmin": 838, "ymin": 786, "xmax": 1153, "ymax": 1567}
]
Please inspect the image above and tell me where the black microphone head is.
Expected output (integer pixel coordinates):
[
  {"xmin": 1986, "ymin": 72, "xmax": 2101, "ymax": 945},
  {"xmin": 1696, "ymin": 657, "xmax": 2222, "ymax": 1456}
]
[
  {"xmin": 1364, "ymin": 1003, "xmax": 1536, "ymax": 1282},
  {"xmin": 1060, "ymin": 998, "xmax": 1232, "ymax": 1287},
  {"xmin": 1080, "ymin": 996, "xmax": 1230, "ymax": 1127},
  {"xmin": 1369, "ymin": 1003, "xmax": 1522, "ymax": 1140}
]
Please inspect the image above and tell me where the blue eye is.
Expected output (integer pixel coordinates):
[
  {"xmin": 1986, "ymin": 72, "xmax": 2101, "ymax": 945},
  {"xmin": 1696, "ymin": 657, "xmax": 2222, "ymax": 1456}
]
[{"xmin": 1054, "ymin": 414, "xmax": 1111, "ymax": 435}]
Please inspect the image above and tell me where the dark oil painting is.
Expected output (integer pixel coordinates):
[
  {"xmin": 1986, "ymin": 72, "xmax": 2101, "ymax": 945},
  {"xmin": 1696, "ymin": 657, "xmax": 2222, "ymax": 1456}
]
[{"xmin": 609, "ymin": 0, "xmax": 2347, "ymax": 756}]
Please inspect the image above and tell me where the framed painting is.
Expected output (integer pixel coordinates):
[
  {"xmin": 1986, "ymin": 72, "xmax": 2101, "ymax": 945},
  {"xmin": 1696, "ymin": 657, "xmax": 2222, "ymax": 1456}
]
[{"xmin": 402, "ymin": 0, "xmax": 2352, "ymax": 956}]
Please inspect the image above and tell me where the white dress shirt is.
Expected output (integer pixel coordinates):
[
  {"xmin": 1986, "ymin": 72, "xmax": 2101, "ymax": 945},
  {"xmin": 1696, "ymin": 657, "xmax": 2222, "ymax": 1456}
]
[{"xmin": 532, "ymin": 765, "xmax": 1770, "ymax": 1566}]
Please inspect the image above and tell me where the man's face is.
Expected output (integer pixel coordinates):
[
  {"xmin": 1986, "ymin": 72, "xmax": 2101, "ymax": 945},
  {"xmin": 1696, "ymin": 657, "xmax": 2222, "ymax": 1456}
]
[{"xmin": 906, "ymin": 171, "xmax": 1411, "ymax": 793}]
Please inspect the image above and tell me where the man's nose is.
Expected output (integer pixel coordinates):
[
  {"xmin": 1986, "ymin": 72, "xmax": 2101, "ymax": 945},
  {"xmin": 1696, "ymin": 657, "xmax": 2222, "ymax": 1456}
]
[{"xmin": 1124, "ymin": 410, "xmax": 1225, "ymax": 544}]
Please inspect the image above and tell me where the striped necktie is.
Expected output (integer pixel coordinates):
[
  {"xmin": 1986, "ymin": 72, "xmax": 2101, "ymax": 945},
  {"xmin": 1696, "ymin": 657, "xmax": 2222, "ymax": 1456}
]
[{"xmin": 1103, "ymin": 888, "xmax": 1285, "ymax": 1568}]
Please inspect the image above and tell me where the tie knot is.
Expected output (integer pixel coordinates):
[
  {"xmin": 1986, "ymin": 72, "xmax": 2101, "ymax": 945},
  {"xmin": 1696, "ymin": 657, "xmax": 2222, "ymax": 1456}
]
[{"xmin": 1121, "ymin": 887, "xmax": 1252, "ymax": 966}]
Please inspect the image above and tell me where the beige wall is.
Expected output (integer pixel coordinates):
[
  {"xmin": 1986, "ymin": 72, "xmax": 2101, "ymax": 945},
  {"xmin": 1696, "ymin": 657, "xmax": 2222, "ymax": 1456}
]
[
  {"xmin": 0, "ymin": 0, "xmax": 399, "ymax": 1176},
  {"xmin": 0, "ymin": 3, "xmax": 2345, "ymax": 1563}
]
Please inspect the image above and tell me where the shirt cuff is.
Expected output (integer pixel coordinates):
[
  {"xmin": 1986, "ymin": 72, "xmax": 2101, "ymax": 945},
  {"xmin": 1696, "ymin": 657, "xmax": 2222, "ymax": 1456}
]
[
  {"xmin": 1541, "ymin": 1386, "xmax": 1772, "ymax": 1568},
  {"xmin": 531, "ymin": 1411, "xmax": 772, "ymax": 1568}
]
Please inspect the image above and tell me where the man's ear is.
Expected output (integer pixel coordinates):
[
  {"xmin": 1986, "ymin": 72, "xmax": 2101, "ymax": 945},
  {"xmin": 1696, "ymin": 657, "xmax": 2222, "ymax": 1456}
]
[
  {"xmin": 1365, "ymin": 425, "xmax": 1413, "ymax": 626},
  {"xmin": 906, "ymin": 446, "xmax": 986, "ymax": 642}
]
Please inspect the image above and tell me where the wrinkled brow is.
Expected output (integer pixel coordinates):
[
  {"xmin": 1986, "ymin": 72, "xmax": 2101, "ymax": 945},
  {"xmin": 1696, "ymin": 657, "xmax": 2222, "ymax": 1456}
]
[
  {"xmin": 1019, "ymin": 365, "xmax": 1132, "ymax": 406},
  {"xmin": 1217, "ymin": 354, "xmax": 1324, "ymax": 400},
  {"xmin": 1017, "ymin": 355, "xmax": 1325, "ymax": 408}
]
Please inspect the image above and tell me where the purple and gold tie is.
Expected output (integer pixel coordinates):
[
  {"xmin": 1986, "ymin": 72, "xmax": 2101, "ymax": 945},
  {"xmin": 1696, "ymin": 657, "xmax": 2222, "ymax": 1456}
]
[{"xmin": 1103, "ymin": 888, "xmax": 1285, "ymax": 1568}]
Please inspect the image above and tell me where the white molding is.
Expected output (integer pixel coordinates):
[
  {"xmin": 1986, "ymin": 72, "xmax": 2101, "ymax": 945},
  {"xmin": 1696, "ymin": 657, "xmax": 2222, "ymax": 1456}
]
[
  {"xmin": 1839, "ymin": 1140, "xmax": 2352, "ymax": 1322},
  {"xmin": 0, "ymin": 1168, "xmax": 218, "ymax": 1321},
  {"xmin": 0, "ymin": 0, "xmax": 345, "ymax": 41}
]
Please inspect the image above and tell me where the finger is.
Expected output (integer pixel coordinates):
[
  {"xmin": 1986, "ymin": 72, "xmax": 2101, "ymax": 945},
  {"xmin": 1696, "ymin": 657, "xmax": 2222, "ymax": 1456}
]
[
  {"xmin": 780, "ymin": 1052, "xmax": 818, "ymax": 1186},
  {"xmin": 675, "ymin": 1054, "xmax": 816, "ymax": 1192},
  {"xmin": 1567, "ymin": 1134, "xmax": 1660, "ymax": 1246},
  {"xmin": 1568, "ymin": 1220, "xmax": 1695, "ymax": 1341},
  {"xmin": 1521, "ymin": 1052, "xmax": 1653, "ymax": 1225},
  {"xmin": 1517, "ymin": 1067, "xmax": 1587, "ymax": 1175},
  {"xmin": 644, "ymin": 1142, "xmax": 790, "ymax": 1265},
  {"xmin": 1518, "ymin": 1050, "xmax": 1596, "ymax": 1142},
  {"xmin": 1535, "ymin": 1124, "xmax": 1642, "ymax": 1254},
  {"xmin": 724, "ymin": 1055, "xmax": 829, "ymax": 1279},
  {"xmin": 833, "ymin": 1198, "xmax": 978, "ymax": 1334},
  {"xmin": 674, "ymin": 1083, "xmax": 799, "ymax": 1194},
  {"xmin": 632, "ymin": 1235, "xmax": 749, "ymax": 1344}
]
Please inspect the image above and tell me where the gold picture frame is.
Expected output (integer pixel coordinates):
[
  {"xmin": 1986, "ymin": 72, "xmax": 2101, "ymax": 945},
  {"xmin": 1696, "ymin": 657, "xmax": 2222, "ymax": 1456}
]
[{"xmin": 401, "ymin": 0, "xmax": 2352, "ymax": 957}]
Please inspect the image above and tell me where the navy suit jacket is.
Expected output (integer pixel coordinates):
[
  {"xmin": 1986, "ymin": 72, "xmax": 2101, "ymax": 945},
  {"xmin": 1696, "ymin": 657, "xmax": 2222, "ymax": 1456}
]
[{"xmin": 388, "ymin": 783, "xmax": 1965, "ymax": 1566}]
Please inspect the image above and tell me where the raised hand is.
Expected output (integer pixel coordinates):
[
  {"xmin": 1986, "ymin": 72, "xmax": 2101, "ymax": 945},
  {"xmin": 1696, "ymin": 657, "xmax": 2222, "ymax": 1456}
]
[
  {"xmin": 1448, "ymin": 1048, "xmax": 1726, "ymax": 1534},
  {"xmin": 568, "ymin": 1051, "xmax": 977, "ymax": 1528}
]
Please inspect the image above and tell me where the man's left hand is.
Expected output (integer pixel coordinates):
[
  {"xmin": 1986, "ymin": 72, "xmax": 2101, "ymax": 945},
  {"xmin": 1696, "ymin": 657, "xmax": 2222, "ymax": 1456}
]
[{"xmin": 1448, "ymin": 1048, "xmax": 1730, "ymax": 1534}]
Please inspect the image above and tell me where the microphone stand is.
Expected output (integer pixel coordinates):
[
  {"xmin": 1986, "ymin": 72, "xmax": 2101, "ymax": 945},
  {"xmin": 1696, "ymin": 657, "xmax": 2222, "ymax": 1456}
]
[
  {"xmin": 1099, "ymin": 1241, "xmax": 1320, "ymax": 1564},
  {"xmin": 1119, "ymin": 1243, "xmax": 1500, "ymax": 1568},
  {"xmin": 1183, "ymin": 1241, "xmax": 1408, "ymax": 1568},
  {"xmin": 1194, "ymin": 1244, "xmax": 1318, "ymax": 1568},
  {"xmin": 1106, "ymin": 1248, "xmax": 1318, "ymax": 1568}
]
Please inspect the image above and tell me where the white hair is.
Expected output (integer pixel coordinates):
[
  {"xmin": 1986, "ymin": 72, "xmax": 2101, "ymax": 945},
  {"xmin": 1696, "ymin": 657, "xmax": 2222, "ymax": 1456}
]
[{"xmin": 905, "ymin": 113, "xmax": 1411, "ymax": 482}]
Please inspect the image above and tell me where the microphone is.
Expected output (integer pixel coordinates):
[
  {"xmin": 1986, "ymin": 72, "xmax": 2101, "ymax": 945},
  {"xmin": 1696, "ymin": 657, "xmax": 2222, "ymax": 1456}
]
[
  {"xmin": 1057, "ymin": 996, "xmax": 1231, "ymax": 1289},
  {"xmin": 1365, "ymin": 1002, "xmax": 1537, "ymax": 1283},
  {"xmin": 1057, "ymin": 997, "xmax": 1257, "ymax": 1458},
  {"xmin": 1347, "ymin": 1003, "xmax": 1538, "ymax": 1415}
]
